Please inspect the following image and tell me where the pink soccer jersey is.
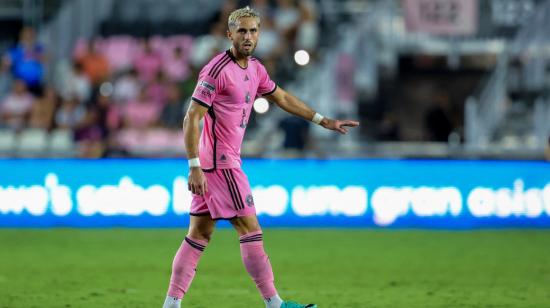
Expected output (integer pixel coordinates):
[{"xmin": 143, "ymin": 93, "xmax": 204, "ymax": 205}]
[{"xmin": 191, "ymin": 50, "xmax": 277, "ymax": 170}]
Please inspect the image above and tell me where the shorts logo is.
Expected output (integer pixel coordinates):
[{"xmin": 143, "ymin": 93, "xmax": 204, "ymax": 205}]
[
  {"xmin": 199, "ymin": 80, "xmax": 215, "ymax": 92},
  {"xmin": 246, "ymin": 194, "xmax": 254, "ymax": 207}
]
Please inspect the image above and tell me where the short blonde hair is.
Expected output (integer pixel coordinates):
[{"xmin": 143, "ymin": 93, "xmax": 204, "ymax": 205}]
[{"xmin": 228, "ymin": 6, "xmax": 261, "ymax": 30}]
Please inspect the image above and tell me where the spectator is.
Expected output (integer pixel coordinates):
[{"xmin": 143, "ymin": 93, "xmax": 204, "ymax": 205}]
[
  {"xmin": 190, "ymin": 22, "xmax": 227, "ymax": 68},
  {"xmin": 251, "ymin": 0, "xmax": 274, "ymax": 19},
  {"xmin": 28, "ymin": 86, "xmax": 58, "ymax": 130},
  {"xmin": 163, "ymin": 46, "xmax": 190, "ymax": 82},
  {"xmin": 60, "ymin": 62, "xmax": 92, "ymax": 103},
  {"xmin": 178, "ymin": 67, "xmax": 199, "ymax": 101},
  {"xmin": 424, "ymin": 94, "xmax": 454, "ymax": 142},
  {"xmin": 253, "ymin": 16, "xmax": 281, "ymax": 60},
  {"xmin": 3, "ymin": 27, "xmax": 46, "ymax": 95},
  {"xmin": 159, "ymin": 84, "xmax": 185, "ymax": 129},
  {"xmin": 0, "ymin": 79, "xmax": 34, "ymax": 130},
  {"xmin": 55, "ymin": 97, "xmax": 85, "ymax": 130},
  {"xmin": 335, "ymin": 52, "xmax": 357, "ymax": 118},
  {"xmin": 208, "ymin": 0, "xmax": 238, "ymax": 26},
  {"xmin": 113, "ymin": 69, "xmax": 141, "ymax": 104},
  {"xmin": 146, "ymin": 70, "xmax": 170, "ymax": 107},
  {"xmin": 74, "ymin": 105, "xmax": 107, "ymax": 158},
  {"xmin": 76, "ymin": 40, "xmax": 110, "ymax": 86},
  {"xmin": 133, "ymin": 38, "xmax": 163, "ymax": 83},
  {"xmin": 274, "ymin": 0, "xmax": 300, "ymax": 41},
  {"xmin": 121, "ymin": 88, "xmax": 161, "ymax": 129},
  {"xmin": 296, "ymin": 0, "xmax": 319, "ymax": 52}
]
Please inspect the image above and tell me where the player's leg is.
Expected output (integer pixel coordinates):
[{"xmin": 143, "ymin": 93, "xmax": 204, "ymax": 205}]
[
  {"xmin": 230, "ymin": 216, "xmax": 316, "ymax": 308},
  {"xmin": 226, "ymin": 167, "xmax": 316, "ymax": 308},
  {"xmin": 230, "ymin": 215, "xmax": 281, "ymax": 306},
  {"xmin": 163, "ymin": 215, "xmax": 215, "ymax": 308}
]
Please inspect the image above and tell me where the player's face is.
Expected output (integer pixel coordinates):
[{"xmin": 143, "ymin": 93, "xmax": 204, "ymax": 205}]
[{"xmin": 228, "ymin": 17, "xmax": 259, "ymax": 57}]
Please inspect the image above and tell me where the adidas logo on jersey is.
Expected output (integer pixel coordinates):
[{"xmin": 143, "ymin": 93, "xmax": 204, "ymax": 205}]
[{"xmin": 244, "ymin": 75, "xmax": 249, "ymax": 81}]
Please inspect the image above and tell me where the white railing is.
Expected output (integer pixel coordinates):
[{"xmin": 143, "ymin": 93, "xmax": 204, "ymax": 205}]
[
  {"xmin": 464, "ymin": 53, "xmax": 508, "ymax": 149},
  {"xmin": 510, "ymin": 0, "xmax": 550, "ymax": 92},
  {"xmin": 39, "ymin": 0, "xmax": 114, "ymax": 80},
  {"xmin": 465, "ymin": 0, "xmax": 550, "ymax": 150}
]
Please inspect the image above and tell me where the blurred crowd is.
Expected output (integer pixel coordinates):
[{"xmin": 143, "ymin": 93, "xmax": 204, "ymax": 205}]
[{"xmin": 0, "ymin": 0, "xmax": 319, "ymax": 158}]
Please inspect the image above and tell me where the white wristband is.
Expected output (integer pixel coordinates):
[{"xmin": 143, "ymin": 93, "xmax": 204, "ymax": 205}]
[
  {"xmin": 188, "ymin": 158, "xmax": 201, "ymax": 168},
  {"xmin": 312, "ymin": 112, "xmax": 324, "ymax": 125}
]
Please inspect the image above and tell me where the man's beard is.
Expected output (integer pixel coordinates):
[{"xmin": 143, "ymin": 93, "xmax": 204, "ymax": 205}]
[{"xmin": 237, "ymin": 42, "xmax": 255, "ymax": 56}]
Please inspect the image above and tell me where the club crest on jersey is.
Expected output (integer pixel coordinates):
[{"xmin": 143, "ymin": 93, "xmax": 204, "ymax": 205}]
[{"xmin": 245, "ymin": 194, "xmax": 254, "ymax": 207}]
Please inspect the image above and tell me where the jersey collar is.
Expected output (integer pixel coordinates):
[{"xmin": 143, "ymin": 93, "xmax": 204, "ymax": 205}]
[{"xmin": 226, "ymin": 49, "xmax": 248, "ymax": 70}]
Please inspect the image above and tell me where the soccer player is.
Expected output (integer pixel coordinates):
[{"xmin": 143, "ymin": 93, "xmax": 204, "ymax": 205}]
[{"xmin": 162, "ymin": 6, "xmax": 359, "ymax": 308}]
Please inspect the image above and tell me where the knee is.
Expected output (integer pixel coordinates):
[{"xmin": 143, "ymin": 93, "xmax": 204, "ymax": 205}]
[
  {"xmin": 231, "ymin": 217, "xmax": 261, "ymax": 235},
  {"xmin": 243, "ymin": 222, "xmax": 261, "ymax": 234},
  {"xmin": 187, "ymin": 226, "xmax": 214, "ymax": 242}
]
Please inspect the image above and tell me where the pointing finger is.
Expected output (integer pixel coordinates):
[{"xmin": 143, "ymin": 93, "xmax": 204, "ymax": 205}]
[{"xmin": 343, "ymin": 120, "xmax": 360, "ymax": 127}]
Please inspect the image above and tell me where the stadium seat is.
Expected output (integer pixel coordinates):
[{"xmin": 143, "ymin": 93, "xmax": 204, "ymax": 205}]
[
  {"xmin": 0, "ymin": 129, "xmax": 16, "ymax": 157},
  {"xmin": 116, "ymin": 128, "xmax": 185, "ymax": 157},
  {"xmin": 16, "ymin": 128, "xmax": 48, "ymax": 157},
  {"xmin": 143, "ymin": 128, "xmax": 185, "ymax": 156},
  {"xmin": 48, "ymin": 129, "xmax": 76, "ymax": 157},
  {"xmin": 102, "ymin": 36, "xmax": 138, "ymax": 72},
  {"xmin": 116, "ymin": 128, "xmax": 142, "ymax": 155}
]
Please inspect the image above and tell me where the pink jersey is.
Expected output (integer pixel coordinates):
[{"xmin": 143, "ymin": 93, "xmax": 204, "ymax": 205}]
[{"xmin": 191, "ymin": 50, "xmax": 277, "ymax": 170}]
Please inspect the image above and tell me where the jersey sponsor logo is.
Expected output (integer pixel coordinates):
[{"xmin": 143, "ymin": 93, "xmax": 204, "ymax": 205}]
[
  {"xmin": 200, "ymin": 89, "xmax": 212, "ymax": 98},
  {"xmin": 199, "ymin": 80, "xmax": 215, "ymax": 91},
  {"xmin": 246, "ymin": 194, "xmax": 254, "ymax": 207}
]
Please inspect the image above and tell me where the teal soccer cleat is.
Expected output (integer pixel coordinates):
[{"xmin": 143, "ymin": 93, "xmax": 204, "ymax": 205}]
[{"xmin": 280, "ymin": 301, "xmax": 317, "ymax": 308}]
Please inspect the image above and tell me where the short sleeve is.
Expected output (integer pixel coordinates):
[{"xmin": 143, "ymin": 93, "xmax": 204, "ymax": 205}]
[
  {"xmin": 191, "ymin": 66, "xmax": 219, "ymax": 108},
  {"xmin": 257, "ymin": 62, "xmax": 277, "ymax": 96}
]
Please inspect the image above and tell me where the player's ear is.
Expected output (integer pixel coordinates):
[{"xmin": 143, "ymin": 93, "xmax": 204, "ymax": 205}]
[{"xmin": 227, "ymin": 30, "xmax": 232, "ymax": 40}]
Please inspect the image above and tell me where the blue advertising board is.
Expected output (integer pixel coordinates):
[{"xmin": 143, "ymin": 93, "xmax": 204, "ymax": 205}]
[{"xmin": 1, "ymin": 159, "xmax": 549, "ymax": 228}]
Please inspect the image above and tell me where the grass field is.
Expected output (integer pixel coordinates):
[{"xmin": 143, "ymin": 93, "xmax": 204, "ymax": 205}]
[{"xmin": 1, "ymin": 229, "xmax": 550, "ymax": 308}]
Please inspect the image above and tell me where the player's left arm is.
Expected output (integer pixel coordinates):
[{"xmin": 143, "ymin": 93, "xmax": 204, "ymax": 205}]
[{"xmin": 265, "ymin": 86, "xmax": 360, "ymax": 134}]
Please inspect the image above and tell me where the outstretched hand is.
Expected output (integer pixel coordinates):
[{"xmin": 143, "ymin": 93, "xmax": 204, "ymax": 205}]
[{"xmin": 322, "ymin": 119, "xmax": 360, "ymax": 134}]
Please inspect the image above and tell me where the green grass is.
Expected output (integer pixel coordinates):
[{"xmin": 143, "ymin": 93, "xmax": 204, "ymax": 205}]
[{"xmin": 1, "ymin": 229, "xmax": 550, "ymax": 308}]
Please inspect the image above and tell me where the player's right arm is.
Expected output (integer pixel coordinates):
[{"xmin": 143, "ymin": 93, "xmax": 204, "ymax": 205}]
[
  {"xmin": 183, "ymin": 101, "xmax": 209, "ymax": 196},
  {"xmin": 255, "ymin": 60, "xmax": 359, "ymax": 133},
  {"xmin": 266, "ymin": 86, "xmax": 359, "ymax": 134}
]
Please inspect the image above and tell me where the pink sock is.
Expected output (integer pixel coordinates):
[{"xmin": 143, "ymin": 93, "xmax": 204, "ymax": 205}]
[
  {"xmin": 167, "ymin": 236, "xmax": 208, "ymax": 298},
  {"xmin": 240, "ymin": 231, "xmax": 278, "ymax": 299}
]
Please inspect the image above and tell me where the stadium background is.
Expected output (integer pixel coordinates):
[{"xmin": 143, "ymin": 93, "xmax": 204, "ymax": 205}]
[{"xmin": 1, "ymin": 0, "xmax": 550, "ymax": 307}]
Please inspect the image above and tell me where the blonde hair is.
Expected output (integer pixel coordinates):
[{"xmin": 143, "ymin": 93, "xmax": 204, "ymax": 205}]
[{"xmin": 228, "ymin": 6, "xmax": 261, "ymax": 30}]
